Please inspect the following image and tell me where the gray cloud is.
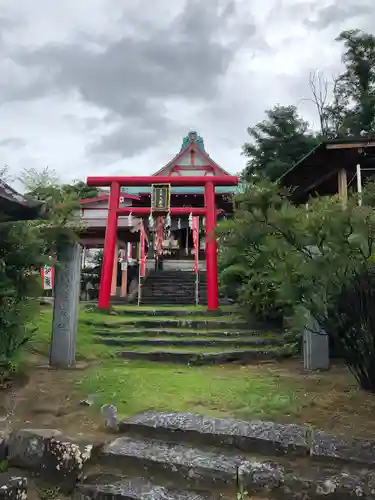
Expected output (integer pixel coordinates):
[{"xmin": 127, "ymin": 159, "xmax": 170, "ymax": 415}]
[
  {"xmin": 304, "ymin": 2, "xmax": 373, "ymax": 30},
  {"xmin": 6, "ymin": 0, "xmax": 255, "ymax": 158},
  {"xmin": 0, "ymin": 0, "xmax": 373, "ymax": 181},
  {"xmin": 0, "ymin": 137, "xmax": 26, "ymax": 148}
]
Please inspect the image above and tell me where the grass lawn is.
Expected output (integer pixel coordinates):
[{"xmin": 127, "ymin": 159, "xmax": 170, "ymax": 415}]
[{"xmin": 12, "ymin": 305, "xmax": 375, "ymax": 440}]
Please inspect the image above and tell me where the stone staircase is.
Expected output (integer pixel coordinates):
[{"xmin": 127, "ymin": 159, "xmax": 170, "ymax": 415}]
[
  {"xmin": 76, "ymin": 411, "xmax": 375, "ymax": 499},
  {"xmin": 86, "ymin": 307, "xmax": 283, "ymax": 365},
  {"xmin": 140, "ymin": 270, "xmax": 207, "ymax": 305}
]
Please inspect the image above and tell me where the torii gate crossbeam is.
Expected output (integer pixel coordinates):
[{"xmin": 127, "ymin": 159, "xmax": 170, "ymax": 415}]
[{"xmin": 86, "ymin": 175, "xmax": 239, "ymax": 310}]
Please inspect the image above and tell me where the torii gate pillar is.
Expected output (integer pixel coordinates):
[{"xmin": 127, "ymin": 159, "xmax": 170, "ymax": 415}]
[{"xmin": 204, "ymin": 181, "xmax": 218, "ymax": 310}]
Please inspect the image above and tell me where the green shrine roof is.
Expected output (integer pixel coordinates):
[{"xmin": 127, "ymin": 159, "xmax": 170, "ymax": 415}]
[
  {"xmin": 180, "ymin": 131, "xmax": 206, "ymax": 152},
  {"xmin": 120, "ymin": 131, "xmax": 238, "ymax": 196}
]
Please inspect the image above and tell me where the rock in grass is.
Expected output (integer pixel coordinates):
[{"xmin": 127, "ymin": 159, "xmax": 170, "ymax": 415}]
[
  {"xmin": 7, "ymin": 429, "xmax": 96, "ymax": 493},
  {"xmin": 0, "ymin": 475, "xmax": 27, "ymax": 500},
  {"xmin": 101, "ymin": 404, "xmax": 117, "ymax": 429}
]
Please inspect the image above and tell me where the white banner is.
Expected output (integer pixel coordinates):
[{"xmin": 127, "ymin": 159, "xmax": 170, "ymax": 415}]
[{"xmin": 42, "ymin": 265, "xmax": 54, "ymax": 290}]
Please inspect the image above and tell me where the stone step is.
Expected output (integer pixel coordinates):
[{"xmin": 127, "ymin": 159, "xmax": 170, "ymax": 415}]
[
  {"xmin": 118, "ymin": 411, "xmax": 308, "ymax": 457},
  {"xmin": 139, "ymin": 300, "xmax": 208, "ymax": 306},
  {"xmin": 94, "ymin": 435, "xmax": 375, "ymax": 498},
  {"xmin": 141, "ymin": 294, "xmax": 208, "ymax": 298},
  {"xmin": 142, "ymin": 289, "xmax": 207, "ymax": 293},
  {"xmin": 143, "ymin": 284, "xmax": 206, "ymax": 289},
  {"xmin": 143, "ymin": 282, "xmax": 206, "ymax": 286},
  {"xmin": 84, "ymin": 319, "xmax": 252, "ymax": 330},
  {"xmin": 147, "ymin": 271, "xmax": 206, "ymax": 277},
  {"xmin": 76, "ymin": 475, "xmax": 209, "ymax": 500},
  {"xmin": 117, "ymin": 348, "xmax": 279, "ymax": 364},
  {"xmin": 117, "ymin": 412, "xmax": 375, "ymax": 467},
  {"xmin": 95, "ymin": 328, "xmax": 274, "ymax": 338},
  {"xmin": 139, "ymin": 296, "xmax": 207, "ymax": 302},
  {"xmin": 147, "ymin": 274, "xmax": 205, "ymax": 277},
  {"xmin": 144, "ymin": 283, "xmax": 207, "ymax": 288},
  {"xmin": 96, "ymin": 336, "xmax": 283, "ymax": 348},
  {"xmin": 144, "ymin": 278, "xmax": 206, "ymax": 288},
  {"xmin": 140, "ymin": 291, "xmax": 206, "ymax": 296},
  {"xmin": 111, "ymin": 308, "xmax": 234, "ymax": 317},
  {"xmin": 97, "ymin": 435, "xmax": 280, "ymax": 493},
  {"xmin": 138, "ymin": 300, "xmax": 208, "ymax": 306}
]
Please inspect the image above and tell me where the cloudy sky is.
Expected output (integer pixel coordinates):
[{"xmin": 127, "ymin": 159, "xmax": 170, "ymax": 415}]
[{"xmin": 0, "ymin": 0, "xmax": 373, "ymax": 185}]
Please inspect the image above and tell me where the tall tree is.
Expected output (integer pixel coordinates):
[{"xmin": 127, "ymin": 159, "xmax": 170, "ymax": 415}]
[
  {"xmin": 63, "ymin": 180, "xmax": 99, "ymax": 200},
  {"xmin": 19, "ymin": 167, "xmax": 99, "ymax": 202},
  {"xmin": 326, "ymin": 30, "xmax": 375, "ymax": 137},
  {"xmin": 242, "ymin": 105, "xmax": 319, "ymax": 181}
]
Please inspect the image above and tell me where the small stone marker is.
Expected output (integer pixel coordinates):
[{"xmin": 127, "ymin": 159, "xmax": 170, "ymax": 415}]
[
  {"xmin": 50, "ymin": 243, "xmax": 82, "ymax": 368},
  {"xmin": 79, "ymin": 394, "xmax": 95, "ymax": 407},
  {"xmin": 101, "ymin": 404, "xmax": 118, "ymax": 429},
  {"xmin": 303, "ymin": 316, "xmax": 329, "ymax": 371}
]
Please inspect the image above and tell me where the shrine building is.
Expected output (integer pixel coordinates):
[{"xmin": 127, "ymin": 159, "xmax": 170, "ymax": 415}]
[{"xmin": 77, "ymin": 131, "xmax": 238, "ymax": 304}]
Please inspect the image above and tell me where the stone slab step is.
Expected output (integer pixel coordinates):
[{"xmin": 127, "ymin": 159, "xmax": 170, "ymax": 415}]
[
  {"xmin": 96, "ymin": 336, "xmax": 283, "ymax": 348},
  {"xmin": 84, "ymin": 319, "xmax": 249, "ymax": 330},
  {"xmin": 117, "ymin": 348, "xmax": 279, "ymax": 364},
  {"xmin": 142, "ymin": 287, "xmax": 206, "ymax": 292},
  {"xmin": 140, "ymin": 295, "xmax": 207, "ymax": 300},
  {"xmin": 140, "ymin": 300, "xmax": 208, "ymax": 306},
  {"xmin": 96, "ymin": 436, "xmax": 375, "ymax": 498},
  {"xmin": 112, "ymin": 309, "xmax": 234, "ymax": 317},
  {"xmin": 118, "ymin": 412, "xmax": 309, "ymax": 457},
  {"xmin": 76, "ymin": 475, "xmax": 209, "ymax": 500},
  {"xmin": 95, "ymin": 328, "xmax": 274, "ymax": 338},
  {"xmin": 144, "ymin": 280, "xmax": 206, "ymax": 284},
  {"xmin": 144, "ymin": 280, "xmax": 207, "ymax": 285},
  {"xmin": 118, "ymin": 412, "xmax": 375, "ymax": 467},
  {"xmin": 98, "ymin": 435, "xmax": 279, "ymax": 492},
  {"xmin": 140, "ymin": 288, "xmax": 206, "ymax": 293}
]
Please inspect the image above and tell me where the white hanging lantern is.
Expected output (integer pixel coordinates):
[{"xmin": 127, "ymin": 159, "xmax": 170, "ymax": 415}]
[
  {"xmin": 177, "ymin": 218, "xmax": 181, "ymax": 230},
  {"xmin": 148, "ymin": 213, "xmax": 154, "ymax": 230},
  {"xmin": 165, "ymin": 213, "xmax": 171, "ymax": 227},
  {"xmin": 188, "ymin": 212, "xmax": 193, "ymax": 229},
  {"xmin": 128, "ymin": 212, "xmax": 133, "ymax": 226},
  {"xmin": 202, "ymin": 217, "xmax": 205, "ymax": 228}
]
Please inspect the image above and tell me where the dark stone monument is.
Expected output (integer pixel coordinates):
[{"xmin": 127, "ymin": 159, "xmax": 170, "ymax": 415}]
[{"xmin": 50, "ymin": 243, "xmax": 82, "ymax": 367}]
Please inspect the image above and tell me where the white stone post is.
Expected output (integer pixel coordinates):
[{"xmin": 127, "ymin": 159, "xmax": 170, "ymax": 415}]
[
  {"xmin": 303, "ymin": 315, "xmax": 329, "ymax": 371},
  {"xmin": 50, "ymin": 243, "xmax": 81, "ymax": 367}
]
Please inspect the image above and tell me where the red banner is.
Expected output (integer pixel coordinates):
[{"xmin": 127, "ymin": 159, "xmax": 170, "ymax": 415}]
[{"xmin": 192, "ymin": 216, "xmax": 199, "ymax": 273}]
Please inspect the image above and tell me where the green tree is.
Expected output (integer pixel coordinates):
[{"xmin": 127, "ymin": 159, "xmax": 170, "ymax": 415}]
[
  {"xmin": 242, "ymin": 105, "xmax": 319, "ymax": 181},
  {"xmin": 0, "ymin": 166, "xmax": 91, "ymax": 378},
  {"xmin": 63, "ymin": 180, "xmax": 99, "ymax": 201},
  {"xmin": 19, "ymin": 167, "xmax": 81, "ymax": 254},
  {"xmin": 19, "ymin": 167, "xmax": 98, "ymax": 203},
  {"xmin": 0, "ymin": 172, "xmax": 46, "ymax": 378},
  {"xmin": 0, "ymin": 218, "xmax": 45, "ymax": 374},
  {"xmin": 218, "ymin": 180, "xmax": 375, "ymax": 391},
  {"xmin": 325, "ymin": 30, "xmax": 375, "ymax": 137}
]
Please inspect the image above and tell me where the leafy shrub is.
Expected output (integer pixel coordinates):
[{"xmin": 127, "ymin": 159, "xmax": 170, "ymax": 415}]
[
  {"xmin": 320, "ymin": 266, "xmax": 375, "ymax": 392},
  {"xmin": 218, "ymin": 179, "xmax": 375, "ymax": 391},
  {"xmin": 0, "ymin": 219, "xmax": 44, "ymax": 377},
  {"xmin": 218, "ymin": 182, "xmax": 295, "ymax": 323}
]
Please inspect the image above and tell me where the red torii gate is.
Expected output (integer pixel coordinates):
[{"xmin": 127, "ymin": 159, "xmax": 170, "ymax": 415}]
[{"xmin": 86, "ymin": 175, "xmax": 239, "ymax": 310}]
